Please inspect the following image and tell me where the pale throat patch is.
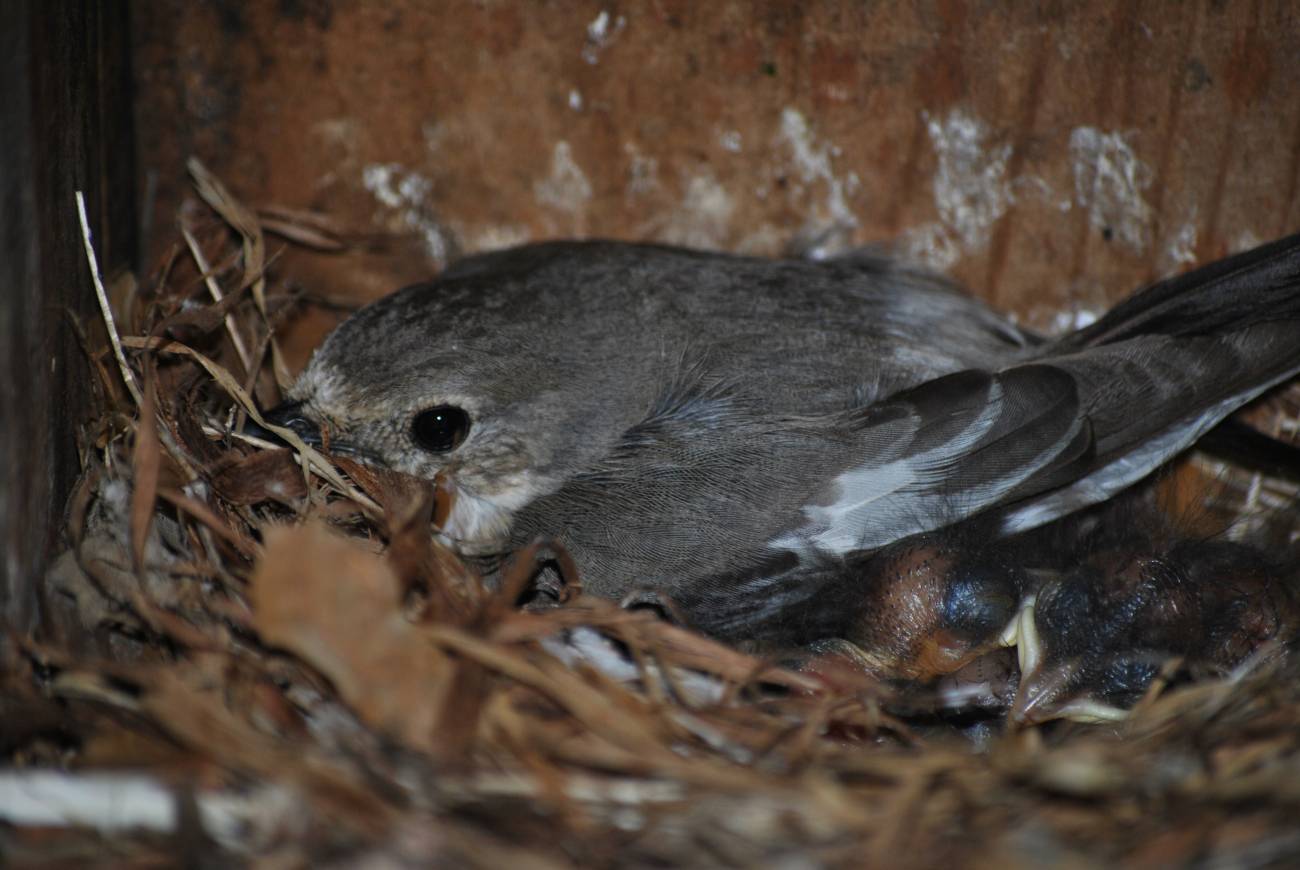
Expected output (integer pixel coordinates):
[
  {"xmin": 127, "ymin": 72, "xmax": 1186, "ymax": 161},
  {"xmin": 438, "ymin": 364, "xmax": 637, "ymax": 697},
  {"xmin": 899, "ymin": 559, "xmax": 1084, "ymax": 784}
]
[{"xmin": 437, "ymin": 473, "xmax": 543, "ymax": 556}]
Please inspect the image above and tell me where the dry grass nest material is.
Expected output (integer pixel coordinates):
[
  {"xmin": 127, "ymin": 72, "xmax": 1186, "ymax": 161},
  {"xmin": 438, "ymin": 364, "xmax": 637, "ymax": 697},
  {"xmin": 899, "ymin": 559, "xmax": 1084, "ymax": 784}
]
[{"xmin": 4, "ymin": 164, "xmax": 1300, "ymax": 868}]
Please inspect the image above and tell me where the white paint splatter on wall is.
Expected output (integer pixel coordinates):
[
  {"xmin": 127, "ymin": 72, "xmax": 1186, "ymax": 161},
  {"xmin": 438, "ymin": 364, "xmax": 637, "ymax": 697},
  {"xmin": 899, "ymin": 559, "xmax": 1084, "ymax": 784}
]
[
  {"xmin": 655, "ymin": 172, "xmax": 735, "ymax": 249},
  {"xmin": 718, "ymin": 130, "xmax": 743, "ymax": 153},
  {"xmin": 902, "ymin": 109, "xmax": 1015, "ymax": 272},
  {"xmin": 1232, "ymin": 228, "xmax": 1262, "ymax": 253},
  {"xmin": 1069, "ymin": 127, "xmax": 1154, "ymax": 252},
  {"xmin": 1162, "ymin": 211, "xmax": 1199, "ymax": 275},
  {"xmin": 361, "ymin": 163, "xmax": 450, "ymax": 266},
  {"xmin": 901, "ymin": 222, "xmax": 963, "ymax": 272},
  {"xmin": 534, "ymin": 141, "xmax": 593, "ymax": 214},
  {"xmin": 363, "ymin": 163, "xmax": 425, "ymax": 209},
  {"xmin": 582, "ymin": 10, "xmax": 626, "ymax": 64},
  {"xmin": 776, "ymin": 107, "xmax": 859, "ymax": 257},
  {"xmin": 623, "ymin": 143, "xmax": 660, "ymax": 199},
  {"xmin": 928, "ymin": 111, "xmax": 1015, "ymax": 249}
]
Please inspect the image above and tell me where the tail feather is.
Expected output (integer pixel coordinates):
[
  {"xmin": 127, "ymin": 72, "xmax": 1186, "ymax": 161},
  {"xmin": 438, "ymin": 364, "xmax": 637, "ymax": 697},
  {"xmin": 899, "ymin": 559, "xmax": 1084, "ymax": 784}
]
[
  {"xmin": 1055, "ymin": 231, "xmax": 1300, "ymax": 349},
  {"xmin": 996, "ymin": 234, "xmax": 1300, "ymax": 534}
]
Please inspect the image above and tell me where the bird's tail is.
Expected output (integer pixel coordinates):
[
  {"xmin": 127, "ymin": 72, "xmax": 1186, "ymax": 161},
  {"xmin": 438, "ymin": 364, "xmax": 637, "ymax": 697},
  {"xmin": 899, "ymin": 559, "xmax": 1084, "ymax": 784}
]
[
  {"xmin": 1052, "ymin": 231, "xmax": 1300, "ymax": 352},
  {"xmin": 998, "ymin": 232, "xmax": 1300, "ymax": 534}
]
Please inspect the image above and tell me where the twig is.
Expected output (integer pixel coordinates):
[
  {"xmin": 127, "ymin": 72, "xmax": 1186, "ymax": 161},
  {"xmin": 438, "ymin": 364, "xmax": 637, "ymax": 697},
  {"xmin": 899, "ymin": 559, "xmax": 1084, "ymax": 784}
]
[
  {"xmin": 119, "ymin": 335, "xmax": 382, "ymax": 516},
  {"xmin": 188, "ymin": 157, "xmax": 292, "ymax": 389},
  {"xmin": 182, "ymin": 227, "xmax": 253, "ymax": 374},
  {"xmin": 76, "ymin": 191, "xmax": 142, "ymax": 407}
]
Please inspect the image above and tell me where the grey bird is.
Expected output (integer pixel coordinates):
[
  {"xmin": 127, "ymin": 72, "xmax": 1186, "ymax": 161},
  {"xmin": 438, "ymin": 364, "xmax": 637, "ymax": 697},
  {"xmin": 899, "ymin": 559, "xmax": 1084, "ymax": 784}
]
[{"xmin": 266, "ymin": 235, "xmax": 1300, "ymax": 647}]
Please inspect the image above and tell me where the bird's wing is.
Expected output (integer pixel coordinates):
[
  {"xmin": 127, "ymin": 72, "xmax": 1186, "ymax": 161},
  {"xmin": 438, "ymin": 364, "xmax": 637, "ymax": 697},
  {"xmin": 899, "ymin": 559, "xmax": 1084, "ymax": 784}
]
[
  {"xmin": 785, "ymin": 232, "xmax": 1300, "ymax": 557},
  {"xmin": 775, "ymin": 364, "xmax": 1091, "ymax": 556},
  {"xmin": 998, "ymin": 327, "xmax": 1300, "ymax": 532},
  {"xmin": 782, "ymin": 323, "xmax": 1300, "ymax": 559}
]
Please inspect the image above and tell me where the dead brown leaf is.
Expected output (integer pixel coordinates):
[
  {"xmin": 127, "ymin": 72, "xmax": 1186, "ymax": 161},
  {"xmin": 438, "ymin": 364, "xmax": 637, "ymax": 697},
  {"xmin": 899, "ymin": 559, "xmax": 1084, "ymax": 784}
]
[
  {"xmin": 210, "ymin": 448, "xmax": 309, "ymax": 506},
  {"xmin": 250, "ymin": 521, "xmax": 455, "ymax": 754},
  {"xmin": 129, "ymin": 379, "xmax": 161, "ymax": 574}
]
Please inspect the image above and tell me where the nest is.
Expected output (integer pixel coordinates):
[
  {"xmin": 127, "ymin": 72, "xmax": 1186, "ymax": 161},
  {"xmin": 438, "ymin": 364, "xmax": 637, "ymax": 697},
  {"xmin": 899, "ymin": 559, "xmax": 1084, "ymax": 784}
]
[{"xmin": 4, "ymin": 163, "xmax": 1300, "ymax": 868}]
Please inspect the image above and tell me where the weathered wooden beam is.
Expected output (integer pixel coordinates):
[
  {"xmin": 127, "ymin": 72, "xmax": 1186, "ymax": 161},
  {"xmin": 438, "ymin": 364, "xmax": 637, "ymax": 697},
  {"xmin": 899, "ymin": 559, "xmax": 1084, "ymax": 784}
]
[{"xmin": 0, "ymin": 2, "xmax": 137, "ymax": 633}]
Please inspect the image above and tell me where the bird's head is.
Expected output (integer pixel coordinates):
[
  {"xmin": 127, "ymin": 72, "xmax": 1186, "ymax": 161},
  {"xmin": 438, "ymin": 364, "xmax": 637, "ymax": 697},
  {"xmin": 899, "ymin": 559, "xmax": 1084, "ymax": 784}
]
[{"xmin": 266, "ymin": 245, "xmax": 664, "ymax": 553}]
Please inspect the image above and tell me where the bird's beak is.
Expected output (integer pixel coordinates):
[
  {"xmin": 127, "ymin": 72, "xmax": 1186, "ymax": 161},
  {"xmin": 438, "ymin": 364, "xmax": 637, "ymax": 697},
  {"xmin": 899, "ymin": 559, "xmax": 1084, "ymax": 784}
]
[
  {"xmin": 1010, "ymin": 660, "xmax": 1132, "ymax": 725},
  {"xmin": 243, "ymin": 400, "xmax": 324, "ymax": 447},
  {"xmin": 1000, "ymin": 593, "xmax": 1132, "ymax": 726}
]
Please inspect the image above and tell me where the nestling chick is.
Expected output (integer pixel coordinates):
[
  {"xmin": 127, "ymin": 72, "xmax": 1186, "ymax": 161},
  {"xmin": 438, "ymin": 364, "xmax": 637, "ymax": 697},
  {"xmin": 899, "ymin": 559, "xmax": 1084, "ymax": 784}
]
[
  {"xmin": 811, "ymin": 496, "xmax": 1300, "ymax": 723},
  {"xmin": 1007, "ymin": 520, "xmax": 1300, "ymax": 724}
]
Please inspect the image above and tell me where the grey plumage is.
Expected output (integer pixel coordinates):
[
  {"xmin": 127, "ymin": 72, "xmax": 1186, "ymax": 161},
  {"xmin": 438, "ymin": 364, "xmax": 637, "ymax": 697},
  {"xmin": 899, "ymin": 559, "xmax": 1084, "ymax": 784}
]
[{"xmin": 279, "ymin": 236, "xmax": 1300, "ymax": 644}]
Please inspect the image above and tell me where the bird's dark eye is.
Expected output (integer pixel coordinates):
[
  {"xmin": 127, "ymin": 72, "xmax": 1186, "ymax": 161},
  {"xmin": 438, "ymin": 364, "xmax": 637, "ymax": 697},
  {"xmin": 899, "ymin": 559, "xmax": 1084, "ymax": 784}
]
[{"xmin": 411, "ymin": 405, "xmax": 471, "ymax": 453}]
